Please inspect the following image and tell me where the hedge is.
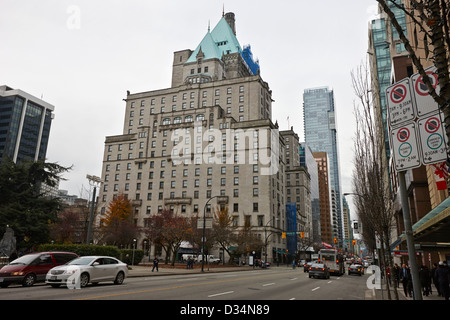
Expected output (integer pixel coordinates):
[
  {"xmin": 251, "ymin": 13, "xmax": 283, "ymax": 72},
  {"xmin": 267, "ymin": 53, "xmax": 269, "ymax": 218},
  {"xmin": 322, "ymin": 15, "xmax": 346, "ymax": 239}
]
[{"xmin": 37, "ymin": 244, "xmax": 144, "ymax": 264}]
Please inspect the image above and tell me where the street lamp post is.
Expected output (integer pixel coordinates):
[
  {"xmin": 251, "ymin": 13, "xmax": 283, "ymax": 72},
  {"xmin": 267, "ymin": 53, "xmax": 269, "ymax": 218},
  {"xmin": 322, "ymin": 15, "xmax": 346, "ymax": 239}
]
[
  {"xmin": 86, "ymin": 174, "xmax": 102, "ymax": 245},
  {"xmin": 201, "ymin": 196, "xmax": 220, "ymax": 272}
]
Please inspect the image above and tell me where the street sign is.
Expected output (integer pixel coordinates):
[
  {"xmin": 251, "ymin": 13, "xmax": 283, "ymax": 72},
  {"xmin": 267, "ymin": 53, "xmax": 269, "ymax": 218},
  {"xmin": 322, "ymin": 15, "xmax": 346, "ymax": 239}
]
[
  {"xmin": 390, "ymin": 122, "xmax": 421, "ymax": 171},
  {"xmin": 411, "ymin": 66, "xmax": 440, "ymax": 117},
  {"xmin": 417, "ymin": 112, "xmax": 448, "ymax": 165},
  {"xmin": 386, "ymin": 78, "xmax": 415, "ymax": 127}
]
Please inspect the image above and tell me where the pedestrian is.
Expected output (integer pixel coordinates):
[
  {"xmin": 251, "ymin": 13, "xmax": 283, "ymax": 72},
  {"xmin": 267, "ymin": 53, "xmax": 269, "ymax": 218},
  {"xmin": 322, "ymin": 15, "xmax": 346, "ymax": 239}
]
[
  {"xmin": 419, "ymin": 264, "xmax": 431, "ymax": 296},
  {"xmin": 436, "ymin": 261, "xmax": 449, "ymax": 300},
  {"xmin": 124, "ymin": 254, "xmax": 131, "ymax": 265},
  {"xmin": 152, "ymin": 256, "xmax": 159, "ymax": 272},
  {"xmin": 431, "ymin": 263, "xmax": 441, "ymax": 296},
  {"xmin": 393, "ymin": 263, "xmax": 401, "ymax": 288},
  {"xmin": 400, "ymin": 264, "xmax": 412, "ymax": 297}
]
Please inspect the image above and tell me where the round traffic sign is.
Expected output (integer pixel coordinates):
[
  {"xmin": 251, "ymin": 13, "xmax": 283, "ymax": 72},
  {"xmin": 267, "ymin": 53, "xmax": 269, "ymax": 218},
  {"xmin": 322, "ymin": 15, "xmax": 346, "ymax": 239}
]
[
  {"xmin": 390, "ymin": 84, "xmax": 407, "ymax": 103},
  {"xmin": 427, "ymin": 133, "xmax": 443, "ymax": 150},
  {"xmin": 415, "ymin": 71, "xmax": 438, "ymax": 96},
  {"xmin": 397, "ymin": 127, "xmax": 410, "ymax": 142},
  {"xmin": 398, "ymin": 142, "xmax": 412, "ymax": 158},
  {"xmin": 424, "ymin": 117, "xmax": 440, "ymax": 133}
]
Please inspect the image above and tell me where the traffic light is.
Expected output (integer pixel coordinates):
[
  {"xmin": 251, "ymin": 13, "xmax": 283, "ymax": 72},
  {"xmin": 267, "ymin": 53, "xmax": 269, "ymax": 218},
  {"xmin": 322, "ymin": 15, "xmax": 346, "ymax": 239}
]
[
  {"xmin": 352, "ymin": 240, "xmax": 356, "ymax": 245},
  {"xmin": 334, "ymin": 238, "xmax": 337, "ymax": 244}
]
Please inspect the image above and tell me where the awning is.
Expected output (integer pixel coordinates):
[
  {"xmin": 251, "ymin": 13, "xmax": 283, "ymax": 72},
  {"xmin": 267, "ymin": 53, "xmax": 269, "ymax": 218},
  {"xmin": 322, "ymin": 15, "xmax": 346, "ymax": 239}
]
[{"xmin": 390, "ymin": 197, "xmax": 450, "ymax": 246}]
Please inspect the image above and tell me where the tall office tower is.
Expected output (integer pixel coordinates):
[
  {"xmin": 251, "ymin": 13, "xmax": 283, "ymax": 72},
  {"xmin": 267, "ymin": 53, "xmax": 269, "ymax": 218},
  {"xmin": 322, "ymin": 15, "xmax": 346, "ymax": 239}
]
[
  {"xmin": 97, "ymin": 12, "xmax": 291, "ymax": 263},
  {"xmin": 303, "ymin": 87, "xmax": 343, "ymax": 247},
  {"xmin": 300, "ymin": 142, "xmax": 320, "ymax": 243},
  {"xmin": 0, "ymin": 85, "xmax": 54, "ymax": 163},
  {"xmin": 368, "ymin": 0, "xmax": 409, "ymax": 168},
  {"xmin": 312, "ymin": 152, "xmax": 333, "ymax": 245}
]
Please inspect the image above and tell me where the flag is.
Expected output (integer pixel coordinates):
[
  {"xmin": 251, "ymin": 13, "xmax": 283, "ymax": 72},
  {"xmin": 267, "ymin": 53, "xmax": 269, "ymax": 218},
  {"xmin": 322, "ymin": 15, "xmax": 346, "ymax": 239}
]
[{"xmin": 430, "ymin": 162, "xmax": 448, "ymax": 190}]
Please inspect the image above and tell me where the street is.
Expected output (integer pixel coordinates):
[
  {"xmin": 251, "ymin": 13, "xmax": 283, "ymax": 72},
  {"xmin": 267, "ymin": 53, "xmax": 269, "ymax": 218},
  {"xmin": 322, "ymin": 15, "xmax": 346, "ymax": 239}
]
[{"xmin": 0, "ymin": 267, "xmax": 372, "ymax": 301}]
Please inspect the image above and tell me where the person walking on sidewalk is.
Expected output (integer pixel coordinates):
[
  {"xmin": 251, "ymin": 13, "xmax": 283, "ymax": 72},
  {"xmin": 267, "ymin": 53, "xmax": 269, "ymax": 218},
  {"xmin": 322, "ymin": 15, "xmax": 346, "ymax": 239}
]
[
  {"xmin": 431, "ymin": 263, "xmax": 441, "ymax": 296},
  {"xmin": 400, "ymin": 264, "xmax": 412, "ymax": 297},
  {"xmin": 436, "ymin": 261, "xmax": 449, "ymax": 300},
  {"xmin": 152, "ymin": 256, "xmax": 159, "ymax": 272},
  {"xmin": 419, "ymin": 264, "xmax": 431, "ymax": 296},
  {"xmin": 393, "ymin": 263, "xmax": 401, "ymax": 288}
]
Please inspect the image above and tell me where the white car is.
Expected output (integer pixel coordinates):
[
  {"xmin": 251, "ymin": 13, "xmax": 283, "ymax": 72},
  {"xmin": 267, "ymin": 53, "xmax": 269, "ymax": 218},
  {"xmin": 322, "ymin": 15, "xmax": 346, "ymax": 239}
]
[{"xmin": 45, "ymin": 256, "xmax": 128, "ymax": 288}]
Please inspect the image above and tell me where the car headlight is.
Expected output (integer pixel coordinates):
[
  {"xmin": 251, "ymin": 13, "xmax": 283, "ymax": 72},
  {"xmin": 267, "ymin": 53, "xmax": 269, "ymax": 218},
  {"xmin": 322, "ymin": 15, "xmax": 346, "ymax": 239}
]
[{"xmin": 11, "ymin": 271, "xmax": 24, "ymax": 276}]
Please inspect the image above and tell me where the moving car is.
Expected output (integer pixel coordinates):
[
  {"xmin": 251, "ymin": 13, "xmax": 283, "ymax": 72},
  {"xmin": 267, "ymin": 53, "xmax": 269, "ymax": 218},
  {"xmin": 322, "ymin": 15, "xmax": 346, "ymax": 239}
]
[
  {"xmin": 348, "ymin": 263, "xmax": 364, "ymax": 276},
  {"xmin": 0, "ymin": 252, "xmax": 78, "ymax": 287},
  {"xmin": 304, "ymin": 261, "xmax": 314, "ymax": 272},
  {"xmin": 46, "ymin": 256, "xmax": 128, "ymax": 288},
  {"xmin": 309, "ymin": 263, "xmax": 330, "ymax": 279}
]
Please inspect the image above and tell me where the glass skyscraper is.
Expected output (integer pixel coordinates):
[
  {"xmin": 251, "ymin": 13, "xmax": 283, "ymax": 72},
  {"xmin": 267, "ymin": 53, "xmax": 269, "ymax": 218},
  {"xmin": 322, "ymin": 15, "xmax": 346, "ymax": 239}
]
[
  {"xmin": 0, "ymin": 85, "xmax": 54, "ymax": 163},
  {"xmin": 303, "ymin": 86, "xmax": 343, "ymax": 245}
]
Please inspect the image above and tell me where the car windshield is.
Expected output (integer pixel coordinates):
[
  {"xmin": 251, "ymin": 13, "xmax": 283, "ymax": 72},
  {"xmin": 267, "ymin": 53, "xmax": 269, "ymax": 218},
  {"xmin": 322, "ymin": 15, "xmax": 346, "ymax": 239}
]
[
  {"xmin": 8, "ymin": 254, "xmax": 39, "ymax": 265},
  {"xmin": 67, "ymin": 257, "xmax": 96, "ymax": 265},
  {"xmin": 311, "ymin": 264, "xmax": 325, "ymax": 268}
]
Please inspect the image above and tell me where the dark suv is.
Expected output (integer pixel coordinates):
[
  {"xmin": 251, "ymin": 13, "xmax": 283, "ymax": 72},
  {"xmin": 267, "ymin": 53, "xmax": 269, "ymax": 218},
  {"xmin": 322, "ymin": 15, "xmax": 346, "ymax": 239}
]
[{"xmin": 0, "ymin": 252, "xmax": 78, "ymax": 287}]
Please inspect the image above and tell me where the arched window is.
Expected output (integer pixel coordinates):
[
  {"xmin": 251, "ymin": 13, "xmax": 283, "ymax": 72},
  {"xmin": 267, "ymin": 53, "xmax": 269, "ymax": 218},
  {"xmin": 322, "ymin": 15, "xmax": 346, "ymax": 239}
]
[
  {"xmin": 162, "ymin": 118, "xmax": 171, "ymax": 125},
  {"xmin": 174, "ymin": 117, "xmax": 182, "ymax": 124},
  {"xmin": 185, "ymin": 115, "xmax": 193, "ymax": 123}
]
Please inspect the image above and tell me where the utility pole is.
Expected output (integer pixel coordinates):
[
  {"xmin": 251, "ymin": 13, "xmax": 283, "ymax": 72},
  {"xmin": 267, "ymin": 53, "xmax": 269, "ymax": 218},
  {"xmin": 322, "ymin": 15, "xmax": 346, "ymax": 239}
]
[{"xmin": 398, "ymin": 171, "xmax": 422, "ymax": 300}]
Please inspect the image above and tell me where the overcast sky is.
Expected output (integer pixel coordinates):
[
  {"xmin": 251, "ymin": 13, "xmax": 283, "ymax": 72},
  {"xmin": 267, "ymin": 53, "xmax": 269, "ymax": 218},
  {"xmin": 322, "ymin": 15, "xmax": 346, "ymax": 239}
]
[{"xmin": 0, "ymin": 0, "xmax": 379, "ymax": 217}]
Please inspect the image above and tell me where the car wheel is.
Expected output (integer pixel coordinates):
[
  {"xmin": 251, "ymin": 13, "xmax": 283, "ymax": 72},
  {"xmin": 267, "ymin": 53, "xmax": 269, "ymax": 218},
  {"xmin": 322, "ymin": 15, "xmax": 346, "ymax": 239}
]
[
  {"xmin": 114, "ymin": 271, "xmax": 125, "ymax": 285},
  {"xmin": 22, "ymin": 274, "xmax": 36, "ymax": 287},
  {"xmin": 80, "ymin": 273, "xmax": 89, "ymax": 288}
]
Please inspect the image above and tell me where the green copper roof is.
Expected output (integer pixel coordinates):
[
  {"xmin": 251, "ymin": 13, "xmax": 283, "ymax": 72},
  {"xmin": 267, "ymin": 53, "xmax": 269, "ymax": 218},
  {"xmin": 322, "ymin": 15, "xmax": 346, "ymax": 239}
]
[{"xmin": 186, "ymin": 16, "xmax": 242, "ymax": 64}]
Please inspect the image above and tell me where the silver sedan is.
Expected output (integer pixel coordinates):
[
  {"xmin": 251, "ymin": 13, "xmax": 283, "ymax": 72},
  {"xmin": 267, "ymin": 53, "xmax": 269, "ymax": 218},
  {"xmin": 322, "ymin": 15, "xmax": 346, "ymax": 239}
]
[{"xmin": 45, "ymin": 256, "xmax": 128, "ymax": 288}]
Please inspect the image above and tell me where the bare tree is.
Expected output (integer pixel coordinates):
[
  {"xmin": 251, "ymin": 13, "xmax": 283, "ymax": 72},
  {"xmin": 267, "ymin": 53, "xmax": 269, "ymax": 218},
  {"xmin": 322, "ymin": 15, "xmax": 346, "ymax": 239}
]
[
  {"xmin": 351, "ymin": 60, "xmax": 399, "ymax": 299},
  {"xmin": 376, "ymin": 0, "xmax": 450, "ymax": 145}
]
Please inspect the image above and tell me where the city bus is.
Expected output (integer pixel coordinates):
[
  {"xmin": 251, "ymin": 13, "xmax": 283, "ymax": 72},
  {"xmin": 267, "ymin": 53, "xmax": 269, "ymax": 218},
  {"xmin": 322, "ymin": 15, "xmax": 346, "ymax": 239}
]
[{"xmin": 318, "ymin": 249, "xmax": 345, "ymax": 275}]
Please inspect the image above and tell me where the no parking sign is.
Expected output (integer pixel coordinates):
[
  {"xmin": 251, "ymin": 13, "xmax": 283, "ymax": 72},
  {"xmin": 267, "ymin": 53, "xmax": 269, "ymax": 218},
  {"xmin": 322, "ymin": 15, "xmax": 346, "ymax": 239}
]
[
  {"xmin": 411, "ymin": 66, "xmax": 440, "ymax": 117},
  {"xmin": 386, "ymin": 78, "xmax": 415, "ymax": 127},
  {"xmin": 418, "ymin": 112, "xmax": 448, "ymax": 164},
  {"xmin": 390, "ymin": 122, "xmax": 421, "ymax": 171}
]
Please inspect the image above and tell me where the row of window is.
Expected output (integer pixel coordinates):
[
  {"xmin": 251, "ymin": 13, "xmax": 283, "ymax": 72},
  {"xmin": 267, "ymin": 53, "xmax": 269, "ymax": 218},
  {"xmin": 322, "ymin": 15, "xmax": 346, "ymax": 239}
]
[
  {"xmin": 130, "ymin": 86, "xmax": 246, "ymax": 108},
  {"xmin": 103, "ymin": 174, "xmax": 261, "ymax": 192}
]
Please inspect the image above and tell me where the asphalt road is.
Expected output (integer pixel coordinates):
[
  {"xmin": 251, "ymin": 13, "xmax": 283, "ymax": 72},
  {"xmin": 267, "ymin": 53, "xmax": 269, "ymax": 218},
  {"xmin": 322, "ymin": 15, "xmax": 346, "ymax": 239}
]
[{"xmin": 0, "ymin": 267, "xmax": 372, "ymax": 301}]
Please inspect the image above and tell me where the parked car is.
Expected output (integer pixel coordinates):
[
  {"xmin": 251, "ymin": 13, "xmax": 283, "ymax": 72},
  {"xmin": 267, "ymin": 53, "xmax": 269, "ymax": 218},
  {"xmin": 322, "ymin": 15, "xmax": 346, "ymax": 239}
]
[
  {"xmin": 46, "ymin": 256, "xmax": 128, "ymax": 288},
  {"xmin": 348, "ymin": 263, "xmax": 364, "ymax": 276},
  {"xmin": 0, "ymin": 251, "xmax": 78, "ymax": 287},
  {"xmin": 195, "ymin": 255, "xmax": 220, "ymax": 263},
  {"xmin": 308, "ymin": 263, "xmax": 330, "ymax": 279}
]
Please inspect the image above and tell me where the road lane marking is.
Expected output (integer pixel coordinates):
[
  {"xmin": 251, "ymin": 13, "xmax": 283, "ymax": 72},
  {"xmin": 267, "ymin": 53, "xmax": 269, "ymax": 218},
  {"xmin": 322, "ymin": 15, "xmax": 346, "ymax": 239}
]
[
  {"xmin": 262, "ymin": 283, "xmax": 275, "ymax": 287},
  {"xmin": 312, "ymin": 287, "xmax": 320, "ymax": 291},
  {"xmin": 77, "ymin": 270, "xmax": 295, "ymax": 300},
  {"xmin": 208, "ymin": 291, "xmax": 234, "ymax": 298}
]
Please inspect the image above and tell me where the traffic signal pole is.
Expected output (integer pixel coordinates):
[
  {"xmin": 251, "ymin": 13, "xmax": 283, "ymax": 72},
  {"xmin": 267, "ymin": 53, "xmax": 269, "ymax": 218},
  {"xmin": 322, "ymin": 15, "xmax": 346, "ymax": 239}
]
[{"xmin": 398, "ymin": 171, "xmax": 422, "ymax": 300}]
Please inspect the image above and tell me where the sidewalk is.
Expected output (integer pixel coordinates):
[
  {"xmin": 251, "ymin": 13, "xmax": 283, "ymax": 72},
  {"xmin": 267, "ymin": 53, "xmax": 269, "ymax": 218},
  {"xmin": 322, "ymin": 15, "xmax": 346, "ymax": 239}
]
[
  {"xmin": 127, "ymin": 263, "xmax": 254, "ymax": 277},
  {"xmin": 374, "ymin": 283, "xmax": 445, "ymax": 301}
]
